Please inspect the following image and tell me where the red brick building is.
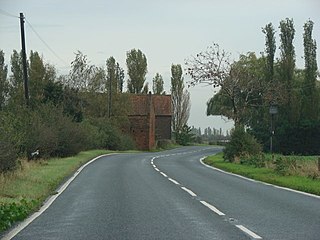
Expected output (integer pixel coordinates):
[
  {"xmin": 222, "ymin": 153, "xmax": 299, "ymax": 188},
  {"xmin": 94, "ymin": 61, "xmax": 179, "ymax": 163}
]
[{"xmin": 128, "ymin": 93, "xmax": 172, "ymax": 150}]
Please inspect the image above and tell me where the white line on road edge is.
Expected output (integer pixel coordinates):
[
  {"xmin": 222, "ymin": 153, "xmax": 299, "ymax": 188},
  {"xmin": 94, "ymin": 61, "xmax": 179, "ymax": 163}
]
[
  {"xmin": 2, "ymin": 153, "xmax": 116, "ymax": 240},
  {"xmin": 236, "ymin": 225, "xmax": 262, "ymax": 239},
  {"xmin": 181, "ymin": 187, "xmax": 197, "ymax": 197},
  {"xmin": 160, "ymin": 172, "xmax": 168, "ymax": 177},
  {"xmin": 200, "ymin": 201, "xmax": 225, "ymax": 216},
  {"xmin": 154, "ymin": 167, "xmax": 160, "ymax": 172},
  {"xmin": 168, "ymin": 178, "xmax": 180, "ymax": 185},
  {"xmin": 199, "ymin": 157, "xmax": 320, "ymax": 199}
]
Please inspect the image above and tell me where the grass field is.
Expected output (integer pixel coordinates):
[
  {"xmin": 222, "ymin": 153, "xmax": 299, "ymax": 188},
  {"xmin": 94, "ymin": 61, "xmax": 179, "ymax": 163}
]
[{"xmin": 204, "ymin": 153, "xmax": 320, "ymax": 196}]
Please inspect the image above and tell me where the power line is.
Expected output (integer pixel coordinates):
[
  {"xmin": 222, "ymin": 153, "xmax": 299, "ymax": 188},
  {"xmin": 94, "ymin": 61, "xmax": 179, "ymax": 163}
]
[
  {"xmin": 0, "ymin": 9, "xmax": 19, "ymax": 18},
  {"xmin": 24, "ymin": 18, "xmax": 69, "ymax": 67}
]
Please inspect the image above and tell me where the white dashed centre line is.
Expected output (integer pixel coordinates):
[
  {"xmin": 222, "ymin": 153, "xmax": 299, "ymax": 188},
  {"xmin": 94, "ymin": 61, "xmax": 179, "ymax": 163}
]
[
  {"xmin": 181, "ymin": 187, "xmax": 197, "ymax": 197},
  {"xmin": 168, "ymin": 178, "xmax": 180, "ymax": 185},
  {"xmin": 200, "ymin": 201, "xmax": 225, "ymax": 216},
  {"xmin": 160, "ymin": 172, "xmax": 167, "ymax": 177},
  {"xmin": 236, "ymin": 225, "xmax": 262, "ymax": 239}
]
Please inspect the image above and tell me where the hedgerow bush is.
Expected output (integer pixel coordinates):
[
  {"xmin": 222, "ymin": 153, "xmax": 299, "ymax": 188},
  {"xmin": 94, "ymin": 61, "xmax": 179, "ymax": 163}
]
[{"xmin": 223, "ymin": 127, "xmax": 262, "ymax": 162}]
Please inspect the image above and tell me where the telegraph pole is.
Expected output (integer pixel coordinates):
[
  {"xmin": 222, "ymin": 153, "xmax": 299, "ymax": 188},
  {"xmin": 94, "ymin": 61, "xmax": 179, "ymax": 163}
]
[{"xmin": 20, "ymin": 12, "xmax": 29, "ymax": 106}]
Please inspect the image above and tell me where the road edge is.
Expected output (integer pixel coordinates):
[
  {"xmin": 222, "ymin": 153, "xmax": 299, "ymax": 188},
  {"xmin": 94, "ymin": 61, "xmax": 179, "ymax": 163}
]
[
  {"xmin": 2, "ymin": 153, "xmax": 116, "ymax": 240},
  {"xmin": 199, "ymin": 156, "xmax": 320, "ymax": 200}
]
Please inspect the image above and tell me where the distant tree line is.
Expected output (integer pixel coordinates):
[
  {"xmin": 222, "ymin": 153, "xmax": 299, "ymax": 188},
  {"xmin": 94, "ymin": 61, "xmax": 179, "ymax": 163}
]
[{"xmin": 186, "ymin": 18, "xmax": 320, "ymax": 156}]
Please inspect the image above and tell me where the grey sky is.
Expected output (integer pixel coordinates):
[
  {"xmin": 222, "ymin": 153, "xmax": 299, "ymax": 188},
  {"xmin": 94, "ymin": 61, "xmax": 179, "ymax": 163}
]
[{"xmin": 1, "ymin": 0, "xmax": 319, "ymax": 133}]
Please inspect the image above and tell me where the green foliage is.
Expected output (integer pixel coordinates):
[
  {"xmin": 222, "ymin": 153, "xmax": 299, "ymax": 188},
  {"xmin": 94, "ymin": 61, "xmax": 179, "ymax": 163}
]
[
  {"xmin": 276, "ymin": 120, "xmax": 320, "ymax": 155},
  {"xmin": 174, "ymin": 125, "xmax": 195, "ymax": 146},
  {"xmin": 126, "ymin": 49, "xmax": 148, "ymax": 94},
  {"xmin": 0, "ymin": 140, "xmax": 17, "ymax": 172},
  {"xmin": 0, "ymin": 199, "xmax": 37, "ymax": 232},
  {"xmin": 152, "ymin": 73, "xmax": 164, "ymax": 94},
  {"xmin": 156, "ymin": 139, "xmax": 174, "ymax": 149},
  {"xmin": 0, "ymin": 50, "xmax": 9, "ymax": 110},
  {"xmin": 223, "ymin": 127, "xmax": 262, "ymax": 162},
  {"xmin": 204, "ymin": 153, "xmax": 320, "ymax": 196},
  {"xmin": 240, "ymin": 154, "xmax": 265, "ymax": 168}
]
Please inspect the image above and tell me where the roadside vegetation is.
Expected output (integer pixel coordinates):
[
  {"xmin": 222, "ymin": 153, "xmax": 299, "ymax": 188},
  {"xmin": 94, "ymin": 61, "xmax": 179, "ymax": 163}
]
[
  {"xmin": 204, "ymin": 153, "xmax": 320, "ymax": 196},
  {"xmin": 0, "ymin": 150, "xmax": 111, "ymax": 233}
]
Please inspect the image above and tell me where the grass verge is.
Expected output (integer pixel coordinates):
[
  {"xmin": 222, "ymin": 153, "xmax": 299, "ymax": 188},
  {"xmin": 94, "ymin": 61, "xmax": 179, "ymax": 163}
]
[
  {"xmin": 0, "ymin": 149, "xmax": 111, "ymax": 233},
  {"xmin": 204, "ymin": 152, "xmax": 320, "ymax": 196}
]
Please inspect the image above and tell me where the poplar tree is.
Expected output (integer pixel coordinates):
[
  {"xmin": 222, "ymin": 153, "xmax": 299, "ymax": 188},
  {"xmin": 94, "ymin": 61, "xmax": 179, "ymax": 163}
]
[
  {"xmin": 302, "ymin": 19, "xmax": 318, "ymax": 121},
  {"xmin": 279, "ymin": 18, "xmax": 296, "ymax": 123},
  {"xmin": 262, "ymin": 23, "xmax": 276, "ymax": 82},
  {"xmin": 126, "ymin": 49, "xmax": 147, "ymax": 94},
  {"xmin": 0, "ymin": 50, "xmax": 8, "ymax": 109},
  {"xmin": 171, "ymin": 64, "xmax": 190, "ymax": 134},
  {"xmin": 152, "ymin": 73, "xmax": 164, "ymax": 94}
]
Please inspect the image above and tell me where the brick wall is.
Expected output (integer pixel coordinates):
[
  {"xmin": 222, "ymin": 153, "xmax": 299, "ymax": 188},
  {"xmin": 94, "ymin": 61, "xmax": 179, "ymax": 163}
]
[{"xmin": 127, "ymin": 94, "xmax": 171, "ymax": 150}]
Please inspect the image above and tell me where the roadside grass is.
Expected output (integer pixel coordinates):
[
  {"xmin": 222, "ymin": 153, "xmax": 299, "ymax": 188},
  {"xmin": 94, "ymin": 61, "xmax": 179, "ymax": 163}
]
[
  {"xmin": 0, "ymin": 149, "xmax": 111, "ymax": 232},
  {"xmin": 204, "ymin": 153, "xmax": 320, "ymax": 196}
]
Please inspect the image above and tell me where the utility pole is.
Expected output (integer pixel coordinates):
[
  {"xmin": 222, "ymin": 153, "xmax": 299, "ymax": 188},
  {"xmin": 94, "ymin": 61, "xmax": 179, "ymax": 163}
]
[{"xmin": 20, "ymin": 12, "xmax": 29, "ymax": 106}]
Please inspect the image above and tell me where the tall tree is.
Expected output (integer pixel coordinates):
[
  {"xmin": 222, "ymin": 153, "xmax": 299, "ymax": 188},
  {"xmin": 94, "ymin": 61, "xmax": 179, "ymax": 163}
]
[
  {"xmin": 152, "ymin": 73, "xmax": 164, "ymax": 94},
  {"xmin": 68, "ymin": 51, "xmax": 95, "ymax": 91},
  {"xmin": 171, "ymin": 64, "xmax": 190, "ymax": 134},
  {"xmin": 106, "ymin": 56, "xmax": 118, "ymax": 94},
  {"xmin": 9, "ymin": 50, "xmax": 25, "ymax": 105},
  {"xmin": 28, "ymin": 51, "xmax": 47, "ymax": 105},
  {"xmin": 0, "ymin": 50, "xmax": 9, "ymax": 109},
  {"xmin": 262, "ymin": 23, "xmax": 276, "ymax": 83},
  {"xmin": 126, "ymin": 49, "xmax": 147, "ymax": 94},
  {"xmin": 279, "ymin": 18, "xmax": 296, "ymax": 123},
  {"xmin": 116, "ymin": 62, "xmax": 125, "ymax": 93},
  {"xmin": 302, "ymin": 19, "xmax": 318, "ymax": 121},
  {"xmin": 10, "ymin": 50, "xmax": 24, "ymax": 89}
]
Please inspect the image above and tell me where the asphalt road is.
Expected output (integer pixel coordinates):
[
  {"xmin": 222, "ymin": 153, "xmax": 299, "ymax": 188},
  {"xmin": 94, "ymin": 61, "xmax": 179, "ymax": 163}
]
[{"xmin": 4, "ymin": 146, "xmax": 320, "ymax": 240}]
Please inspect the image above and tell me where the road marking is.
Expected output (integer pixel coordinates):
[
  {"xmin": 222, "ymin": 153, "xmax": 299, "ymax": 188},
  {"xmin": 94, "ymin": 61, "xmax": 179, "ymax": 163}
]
[
  {"xmin": 168, "ymin": 178, "xmax": 180, "ymax": 185},
  {"xmin": 236, "ymin": 225, "xmax": 262, "ymax": 239},
  {"xmin": 199, "ymin": 157, "xmax": 320, "ymax": 199},
  {"xmin": 160, "ymin": 172, "xmax": 168, "ymax": 177},
  {"xmin": 154, "ymin": 167, "xmax": 160, "ymax": 172},
  {"xmin": 181, "ymin": 187, "xmax": 197, "ymax": 197},
  {"xmin": 200, "ymin": 201, "xmax": 225, "ymax": 216}
]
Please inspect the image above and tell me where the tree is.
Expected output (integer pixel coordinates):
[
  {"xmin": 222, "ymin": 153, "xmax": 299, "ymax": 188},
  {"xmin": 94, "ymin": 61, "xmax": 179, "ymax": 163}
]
[
  {"xmin": 302, "ymin": 19, "xmax": 318, "ymax": 121},
  {"xmin": 10, "ymin": 50, "xmax": 24, "ymax": 89},
  {"xmin": 116, "ymin": 62, "xmax": 125, "ymax": 93},
  {"xmin": 0, "ymin": 50, "xmax": 9, "ymax": 109},
  {"xmin": 191, "ymin": 49, "xmax": 265, "ymax": 127},
  {"xmin": 171, "ymin": 64, "xmax": 190, "ymax": 134},
  {"xmin": 9, "ymin": 50, "xmax": 24, "ymax": 105},
  {"xmin": 262, "ymin": 23, "xmax": 276, "ymax": 82},
  {"xmin": 106, "ymin": 57, "xmax": 119, "ymax": 94},
  {"xmin": 126, "ymin": 49, "xmax": 148, "ymax": 94},
  {"xmin": 68, "ymin": 51, "xmax": 101, "ymax": 91},
  {"xmin": 28, "ymin": 51, "xmax": 47, "ymax": 105},
  {"xmin": 279, "ymin": 18, "xmax": 296, "ymax": 123},
  {"xmin": 175, "ymin": 124, "xmax": 195, "ymax": 146},
  {"xmin": 152, "ymin": 73, "xmax": 164, "ymax": 94}
]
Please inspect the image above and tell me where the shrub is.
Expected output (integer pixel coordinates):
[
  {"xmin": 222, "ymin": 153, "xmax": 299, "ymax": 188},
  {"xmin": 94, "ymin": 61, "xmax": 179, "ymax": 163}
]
[
  {"xmin": 157, "ymin": 139, "xmax": 173, "ymax": 149},
  {"xmin": 240, "ymin": 154, "xmax": 265, "ymax": 168},
  {"xmin": 0, "ymin": 140, "xmax": 17, "ymax": 172},
  {"xmin": 223, "ymin": 127, "xmax": 262, "ymax": 162}
]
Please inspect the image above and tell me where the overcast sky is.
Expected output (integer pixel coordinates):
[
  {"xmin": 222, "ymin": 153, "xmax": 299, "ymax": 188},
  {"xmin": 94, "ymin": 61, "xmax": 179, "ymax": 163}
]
[{"xmin": 1, "ymin": 0, "xmax": 319, "ymax": 133}]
